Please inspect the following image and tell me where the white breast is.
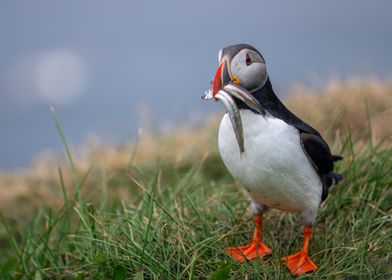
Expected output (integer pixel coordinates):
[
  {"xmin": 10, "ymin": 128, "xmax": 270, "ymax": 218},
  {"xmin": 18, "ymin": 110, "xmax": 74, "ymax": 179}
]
[{"xmin": 218, "ymin": 110, "xmax": 322, "ymax": 213}]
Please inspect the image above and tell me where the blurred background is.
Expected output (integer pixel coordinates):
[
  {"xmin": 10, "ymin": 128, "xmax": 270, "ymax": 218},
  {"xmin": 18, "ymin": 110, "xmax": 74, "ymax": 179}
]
[
  {"xmin": 0, "ymin": 0, "xmax": 391, "ymax": 170},
  {"xmin": 1, "ymin": 3, "xmax": 392, "ymax": 278}
]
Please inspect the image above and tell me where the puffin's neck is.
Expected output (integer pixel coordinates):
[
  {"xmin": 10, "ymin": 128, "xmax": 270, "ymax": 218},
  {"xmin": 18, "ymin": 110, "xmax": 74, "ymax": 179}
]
[
  {"xmin": 252, "ymin": 78, "xmax": 288, "ymax": 114},
  {"xmin": 235, "ymin": 77, "xmax": 287, "ymax": 115}
]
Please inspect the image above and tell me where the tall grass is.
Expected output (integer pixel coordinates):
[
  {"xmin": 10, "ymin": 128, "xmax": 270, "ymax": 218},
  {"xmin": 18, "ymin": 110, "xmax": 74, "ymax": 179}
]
[{"xmin": 0, "ymin": 78, "xmax": 391, "ymax": 279}]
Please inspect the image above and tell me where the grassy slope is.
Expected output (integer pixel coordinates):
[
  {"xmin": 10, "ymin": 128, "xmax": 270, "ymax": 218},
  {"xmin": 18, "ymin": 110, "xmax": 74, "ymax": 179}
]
[{"xmin": 1, "ymin": 79, "xmax": 392, "ymax": 279}]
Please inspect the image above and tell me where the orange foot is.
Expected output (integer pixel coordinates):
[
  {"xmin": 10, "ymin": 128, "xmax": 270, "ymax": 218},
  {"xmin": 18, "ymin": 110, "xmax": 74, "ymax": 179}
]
[
  {"xmin": 225, "ymin": 239, "xmax": 271, "ymax": 262},
  {"xmin": 282, "ymin": 226, "xmax": 318, "ymax": 276},
  {"xmin": 282, "ymin": 250, "xmax": 318, "ymax": 276},
  {"xmin": 225, "ymin": 214, "xmax": 272, "ymax": 262}
]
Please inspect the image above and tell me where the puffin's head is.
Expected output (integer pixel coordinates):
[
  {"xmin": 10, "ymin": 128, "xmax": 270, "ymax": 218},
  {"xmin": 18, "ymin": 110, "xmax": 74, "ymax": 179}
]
[
  {"xmin": 202, "ymin": 44, "xmax": 267, "ymax": 153},
  {"xmin": 212, "ymin": 44, "xmax": 268, "ymax": 97}
]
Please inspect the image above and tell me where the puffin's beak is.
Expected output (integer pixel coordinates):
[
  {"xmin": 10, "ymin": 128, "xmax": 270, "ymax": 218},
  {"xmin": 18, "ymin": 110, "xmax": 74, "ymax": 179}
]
[
  {"xmin": 212, "ymin": 60, "xmax": 232, "ymax": 97},
  {"xmin": 202, "ymin": 60, "xmax": 227, "ymax": 100},
  {"xmin": 212, "ymin": 61, "xmax": 225, "ymax": 97}
]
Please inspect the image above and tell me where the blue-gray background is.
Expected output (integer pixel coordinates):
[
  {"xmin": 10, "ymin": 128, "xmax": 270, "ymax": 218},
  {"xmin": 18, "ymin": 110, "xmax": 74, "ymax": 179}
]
[{"xmin": 1, "ymin": 1, "xmax": 391, "ymax": 170}]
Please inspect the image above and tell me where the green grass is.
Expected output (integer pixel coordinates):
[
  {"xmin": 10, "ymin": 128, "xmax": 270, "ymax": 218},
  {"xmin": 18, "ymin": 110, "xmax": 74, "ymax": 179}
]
[{"xmin": 0, "ymin": 115, "xmax": 391, "ymax": 279}]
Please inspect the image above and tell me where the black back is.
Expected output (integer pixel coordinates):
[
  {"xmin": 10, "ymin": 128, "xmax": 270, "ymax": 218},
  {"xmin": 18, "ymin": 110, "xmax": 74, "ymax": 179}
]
[{"xmin": 253, "ymin": 79, "xmax": 321, "ymax": 135}]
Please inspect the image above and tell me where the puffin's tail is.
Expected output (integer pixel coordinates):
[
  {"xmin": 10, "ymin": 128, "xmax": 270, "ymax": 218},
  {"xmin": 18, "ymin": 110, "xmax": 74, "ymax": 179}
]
[
  {"xmin": 321, "ymin": 171, "xmax": 343, "ymax": 201},
  {"xmin": 327, "ymin": 171, "xmax": 343, "ymax": 186},
  {"xmin": 332, "ymin": 155, "xmax": 343, "ymax": 162},
  {"xmin": 330, "ymin": 154, "xmax": 343, "ymax": 186}
]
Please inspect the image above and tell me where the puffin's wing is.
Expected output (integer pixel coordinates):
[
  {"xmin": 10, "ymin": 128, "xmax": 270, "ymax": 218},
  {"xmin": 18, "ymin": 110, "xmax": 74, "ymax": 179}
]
[
  {"xmin": 300, "ymin": 132, "xmax": 342, "ymax": 201},
  {"xmin": 300, "ymin": 132, "xmax": 333, "ymax": 174}
]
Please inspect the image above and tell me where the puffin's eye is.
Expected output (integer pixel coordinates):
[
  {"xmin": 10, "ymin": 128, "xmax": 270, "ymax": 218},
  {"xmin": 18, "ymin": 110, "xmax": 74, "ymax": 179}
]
[{"xmin": 245, "ymin": 54, "xmax": 252, "ymax": 66}]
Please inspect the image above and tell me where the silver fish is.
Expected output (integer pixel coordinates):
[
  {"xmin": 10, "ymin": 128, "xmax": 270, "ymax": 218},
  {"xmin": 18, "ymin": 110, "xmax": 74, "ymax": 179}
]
[
  {"xmin": 202, "ymin": 88, "xmax": 245, "ymax": 153},
  {"xmin": 201, "ymin": 89, "xmax": 214, "ymax": 100},
  {"xmin": 223, "ymin": 84, "xmax": 265, "ymax": 115}
]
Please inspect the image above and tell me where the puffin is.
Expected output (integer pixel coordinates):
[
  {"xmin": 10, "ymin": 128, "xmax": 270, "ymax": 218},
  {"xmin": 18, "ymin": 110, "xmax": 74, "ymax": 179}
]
[{"xmin": 202, "ymin": 44, "xmax": 343, "ymax": 276}]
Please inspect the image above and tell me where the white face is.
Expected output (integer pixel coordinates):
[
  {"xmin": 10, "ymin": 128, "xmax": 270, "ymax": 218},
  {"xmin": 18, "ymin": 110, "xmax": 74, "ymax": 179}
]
[{"xmin": 229, "ymin": 49, "xmax": 268, "ymax": 92}]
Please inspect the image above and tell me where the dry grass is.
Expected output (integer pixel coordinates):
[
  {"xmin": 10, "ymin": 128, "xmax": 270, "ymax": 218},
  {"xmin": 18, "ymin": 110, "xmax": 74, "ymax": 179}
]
[
  {"xmin": 1, "ymin": 77, "xmax": 391, "ymax": 220},
  {"xmin": 287, "ymin": 77, "xmax": 392, "ymax": 146}
]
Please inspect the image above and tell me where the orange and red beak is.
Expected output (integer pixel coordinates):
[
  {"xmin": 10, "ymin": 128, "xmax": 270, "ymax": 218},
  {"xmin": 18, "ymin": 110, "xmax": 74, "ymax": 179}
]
[
  {"xmin": 212, "ymin": 60, "xmax": 231, "ymax": 97},
  {"xmin": 212, "ymin": 61, "xmax": 224, "ymax": 96}
]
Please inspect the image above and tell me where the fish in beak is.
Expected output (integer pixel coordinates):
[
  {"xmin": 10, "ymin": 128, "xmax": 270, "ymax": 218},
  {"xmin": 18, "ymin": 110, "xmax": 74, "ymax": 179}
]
[{"xmin": 202, "ymin": 59, "xmax": 264, "ymax": 153}]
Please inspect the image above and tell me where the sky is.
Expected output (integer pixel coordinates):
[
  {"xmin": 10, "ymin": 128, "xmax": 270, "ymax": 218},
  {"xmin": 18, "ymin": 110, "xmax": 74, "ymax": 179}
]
[{"xmin": 0, "ymin": 1, "xmax": 391, "ymax": 170}]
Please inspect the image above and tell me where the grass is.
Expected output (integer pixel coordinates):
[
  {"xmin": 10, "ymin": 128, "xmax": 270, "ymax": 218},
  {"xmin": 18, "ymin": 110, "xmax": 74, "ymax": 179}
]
[{"xmin": 1, "ymin": 79, "xmax": 392, "ymax": 279}]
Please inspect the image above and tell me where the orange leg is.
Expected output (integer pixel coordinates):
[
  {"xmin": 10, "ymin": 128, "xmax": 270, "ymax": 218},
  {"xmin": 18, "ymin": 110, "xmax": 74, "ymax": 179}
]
[
  {"xmin": 282, "ymin": 226, "xmax": 318, "ymax": 276},
  {"xmin": 225, "ymin": 214, "xmax": 272, "ymax": 262}
]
